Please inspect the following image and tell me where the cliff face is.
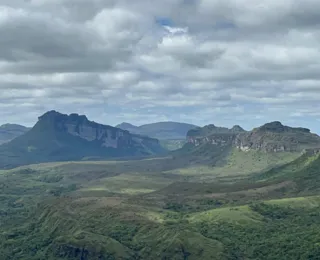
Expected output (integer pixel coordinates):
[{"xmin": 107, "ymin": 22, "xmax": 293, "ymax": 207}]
[
  {"xmin": 234, "ymin": 122, "xmax": 320, "ymax": 152},
  {"xmin": 0, "ymin": 111, "xmax": 164, "ymax": 169},
  {"xmin": 37, "ymin": 111, "xmax": 160, "ymax": 150},
  {"xmin": 187, "ymin": 133, "xmax": 236, "ymax": 148},
  {"xmin": 38, "ymin": 111, "xmax": 130, "ymax": 149},
  {"xmin": 186, "ymin": 124, "xmax": 244, "ymax": 149},
  {"xmin": 186, "ymin": 121, "xmax": 320, "ymax": 153}
]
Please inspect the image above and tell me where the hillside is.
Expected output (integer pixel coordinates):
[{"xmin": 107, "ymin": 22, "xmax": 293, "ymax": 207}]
[
  {"xmin": 0, "ymin": 111, "xmax": 165, "ymax": 169},
  {"xmin": 254, "ymin": 148, "xmax": 320, "ymax": 194},
  {"xmin": 0, "ymin": 124, "xmax": 30, "ymax": 144},
  {"xmin": 235, "ymin": 121, "xmax": 320, "ymax": 152},
  {"xmin": 2, "ymin": 150, "xmax": 320, "ymax": 259},
  {"xmin": 184, "ymin": 121, "xmax": 320, "ymax": 154},
  {"xmin": 116, "ymin": 121, "xmax": 199, "ymax": 140}
]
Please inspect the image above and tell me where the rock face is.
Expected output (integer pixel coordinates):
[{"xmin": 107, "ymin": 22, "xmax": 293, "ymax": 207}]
[
  {"xmin": 37, "ymin": 110, "xmax": 162, "ymax": 151},
  {"xmin": 186, "ymin": 121, "xmax": 320, "ymax": 153},
  {"xmin": 0, "ymin": 111, "xmax": 164, "ymax": 169},
  {"xmin": 234, "ymin": 122, "xmax": 320, "ymax": 152},
  {"xmin": 187, "ymin": 124, "xmax": 244, "ymax": 148},
  {"xmin": 187, "ymin": 133, "xmax": 236, "ymax": 148},
  {"xmin": 39, "ymin": 111, "xmax": 130, "ymax": 149}
]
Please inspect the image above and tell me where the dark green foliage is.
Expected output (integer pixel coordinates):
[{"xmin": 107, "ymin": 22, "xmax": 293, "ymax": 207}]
[
  {"xmin": 2, "ymin": 144, "xmax": 320, "ymax": 259},
  {"xmin": 199, "ymin": 204, "xmax": 320, "ymax": 260}
]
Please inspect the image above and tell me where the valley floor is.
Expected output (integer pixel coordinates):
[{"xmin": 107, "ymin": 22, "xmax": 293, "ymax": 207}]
[{"xmin": 1, "ymin": 150, "xmax": 320, "ymax": 259}]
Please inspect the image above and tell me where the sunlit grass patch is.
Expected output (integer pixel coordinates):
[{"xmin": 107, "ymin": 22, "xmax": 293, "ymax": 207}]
[
  {"xmin": 188, "ymin": 205, "xmax": 263, "ymax": 224},
  {"xmin": 266, "ymin": 195, "xmax": 320, "ymax": 208}
]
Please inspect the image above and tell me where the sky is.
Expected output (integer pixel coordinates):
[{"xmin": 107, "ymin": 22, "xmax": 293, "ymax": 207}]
[{"xmin": 1, "ymin": 0, "xmax": 320, "ymax": 132}]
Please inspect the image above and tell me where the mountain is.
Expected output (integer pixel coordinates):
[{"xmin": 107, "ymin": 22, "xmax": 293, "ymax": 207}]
[
  {"xmin": 183, "ymin": 121, "xmax": 320, "ymax": 155},
  {"xmin": 187, "ymin": 124, "xmax": 245, "ymax": 137},
  {"xmin": 116, "ymin": 121, "xmax": 199, "ymax": 140},
  {"xmin": 0, "ymin": 111, "xmax": 165, "ymax": 169},
  {"xmin": 186, "ymin": 124, "xmax": 245, "ymax": 147},
  {"xmin": 0, "ymin": 124, "xmax": 30, "ymax": 144},
  {"xmin": 116, "ymin": 122, "xmax": 139, "ymax": 133},
  {"xmin": 235, "ymin": 121, "xmax": 320, "ymax": 152}
]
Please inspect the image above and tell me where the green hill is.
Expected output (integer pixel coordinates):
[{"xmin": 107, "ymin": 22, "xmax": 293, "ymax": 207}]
[
  {"xmin": 2, "ymin": 154, "xmax": 320, "ymax": 260},
  {"xmin": 254, "ymin": 149, "xmax": 320, "ymax": 194}
]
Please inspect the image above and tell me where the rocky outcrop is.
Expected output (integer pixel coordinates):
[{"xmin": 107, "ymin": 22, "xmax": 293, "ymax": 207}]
[
  {"xmin": 302, "ymin": 148, "xmax": 320, "ymax": 156},
  {"xmin": 234, "ymin": 122, "xmax": 320, "ymax": 152},
  {"xmin": 186, "ymin": 121, "xmax": 320, "ymax": 153},
  {"xmin": 186, "ymin": 124, "xmax": 244, "ymax": 149},
  {"xmin": 187, "ymin": 133, "xmax": 236, "ymax": 147},
  {"xmin": 38, "ymin": 110, "xmax": 160, "ymax": 150},
  {"xmin": 255, "ymin": 121, "xmax": 310, "ymax": 133},
  {"xmin": 0, "ymin": 111, "xmax": 165, "ymax": 169}
]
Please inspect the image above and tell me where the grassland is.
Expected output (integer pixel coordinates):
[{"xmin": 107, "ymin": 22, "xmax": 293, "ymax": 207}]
[
  {"xmin": 166, "ymin": 149, "xmax": 299, "ymax": 181},
  {"xmin": 1, "ymin": 150, "xmax": 320, "ymax": 259}
]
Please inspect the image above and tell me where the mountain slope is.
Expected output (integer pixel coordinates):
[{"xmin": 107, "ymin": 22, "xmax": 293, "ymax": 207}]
[
  {"xmin": 116, "ymin": 121, "xmax": 199, "ymax": 140},
  {"xmin": 0, "ymin": 111, "xmax": 165, "ymax": 169},
  {"xmin": 0, "ymin": 124, "xmax": 30, "ymax": 144},
  {"xmin": 187, "ymin": 124, "xmax": 245, "ymax": 138},
  {"xmin": 235, "ymin": 121, "xmax": 320, "ymax": 152},
  {"xmin": 254, "ymin": 148, "xmax": 320, "ymax": 194},
  {"xmin": 180, "ymin": 124, "xmax": 245, "ymax": 160},
  {"xmin": 184, "ymin": 121, "xmax": 320, "ymax": 154}
]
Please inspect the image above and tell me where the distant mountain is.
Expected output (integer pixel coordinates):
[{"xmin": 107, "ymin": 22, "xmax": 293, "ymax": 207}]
[
  {"xmin": 0, "ymin": 124, "xmax": 30, "ymax": 144},
  {"xmin": 187, "ymin": 124, "xmax": 245, "ymax": 137},
  {"xmin": 0, "ymin": 111, "xmax": 165, "ymax": 169},
  {"xmin": 183, "ymin": 121, "xmax": 320, "ymax": 154},
  {"xmin": 116, "ymin": 121, "xmax": 199, "ymax": 140},
  {"xmin": 116, "ymin": 122, "xmax": 139, "ymax": 133}
]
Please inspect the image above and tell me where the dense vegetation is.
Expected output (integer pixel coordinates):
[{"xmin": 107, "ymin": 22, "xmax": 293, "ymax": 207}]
[{"xmin": 1, "ymin": 149, "xmax": 320, "ymax": 259}]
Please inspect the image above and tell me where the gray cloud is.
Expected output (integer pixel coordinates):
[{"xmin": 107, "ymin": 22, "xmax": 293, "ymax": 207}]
[{"xmin": 1, "ymin": 0, "xmax": 320, "ymax": 132}]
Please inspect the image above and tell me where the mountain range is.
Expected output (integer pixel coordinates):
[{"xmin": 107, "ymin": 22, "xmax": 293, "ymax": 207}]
[
  {"xmin": 1, "ymin": 111, "xmax": 320, "ymax": 169},
  {"xmin": 0, "ymin": 111, "xmax": 165, "ymax": 169},
  {"xmin": 116, "ymin": 121, "xmax": 199, "ymax": 140},
  {"xmin": 185, "ymin": 121, "xmax": 320, "ymax": 153}
]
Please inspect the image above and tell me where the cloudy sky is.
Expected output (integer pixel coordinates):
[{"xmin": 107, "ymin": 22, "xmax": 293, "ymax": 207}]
[{"xmin": 1, "ymin": 0, "xmax": 320, "ymax": 132}]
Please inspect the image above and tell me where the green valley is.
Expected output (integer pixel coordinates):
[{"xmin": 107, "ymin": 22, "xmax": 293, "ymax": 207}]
[{"xmin": 1, "ymin": 148, "xmax": 320, "ymax": 259}]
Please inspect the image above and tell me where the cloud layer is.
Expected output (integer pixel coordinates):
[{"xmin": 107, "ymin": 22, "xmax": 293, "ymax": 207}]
[{"xmin": 1, "ymin": 0, "xmax": 320, "ymax": 132}]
